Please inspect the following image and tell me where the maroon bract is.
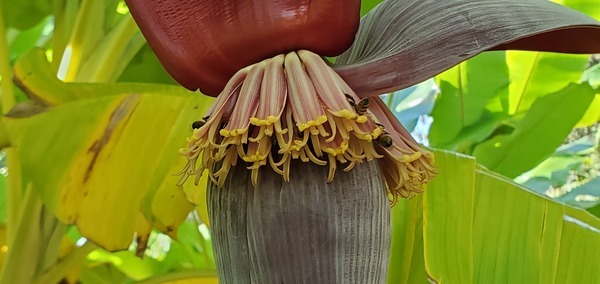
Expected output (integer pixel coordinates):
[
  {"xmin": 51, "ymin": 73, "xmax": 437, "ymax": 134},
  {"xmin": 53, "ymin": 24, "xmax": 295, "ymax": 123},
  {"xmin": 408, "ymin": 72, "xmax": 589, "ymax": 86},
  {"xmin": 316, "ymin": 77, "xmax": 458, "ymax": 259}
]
[{"xmin": 126, "ymin": 0, "xmax": 361, "ymax": 97}]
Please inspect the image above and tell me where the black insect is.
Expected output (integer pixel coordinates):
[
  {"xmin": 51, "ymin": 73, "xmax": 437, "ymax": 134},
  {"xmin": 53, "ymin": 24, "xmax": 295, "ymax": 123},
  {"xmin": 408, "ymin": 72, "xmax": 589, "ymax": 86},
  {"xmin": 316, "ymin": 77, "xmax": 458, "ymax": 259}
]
[
  {"xmin": 345, "ymin": 94, "xmax": 370, "ymax": 115},
  {"xmin": 191, "ymin": 116, "xmax": 210, "ymax": 129}
]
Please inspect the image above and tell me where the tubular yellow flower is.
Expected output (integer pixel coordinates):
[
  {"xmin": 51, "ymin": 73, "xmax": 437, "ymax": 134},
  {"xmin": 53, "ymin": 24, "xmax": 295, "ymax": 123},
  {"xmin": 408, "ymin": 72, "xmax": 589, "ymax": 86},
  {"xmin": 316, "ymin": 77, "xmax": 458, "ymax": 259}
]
[{"xmin": 178, "ymin": 50, "xmax": 437, "ymax": 204}]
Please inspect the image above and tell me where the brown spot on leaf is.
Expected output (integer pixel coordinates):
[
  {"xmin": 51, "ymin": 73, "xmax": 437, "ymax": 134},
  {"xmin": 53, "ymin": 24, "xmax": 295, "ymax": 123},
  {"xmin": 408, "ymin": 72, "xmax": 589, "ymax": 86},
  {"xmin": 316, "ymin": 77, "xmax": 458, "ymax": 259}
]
[
  {"xmin": 5, "ymin": 101, "xmax": 50, "ymax": 118},
  {"xmin": 84, "ymin": 95, "xmax": 140, "ymax": 183}
]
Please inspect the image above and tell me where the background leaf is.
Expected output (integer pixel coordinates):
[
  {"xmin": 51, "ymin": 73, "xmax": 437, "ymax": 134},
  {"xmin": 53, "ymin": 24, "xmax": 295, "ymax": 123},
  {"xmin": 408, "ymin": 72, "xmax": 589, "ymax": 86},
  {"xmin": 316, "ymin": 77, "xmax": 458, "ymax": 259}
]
[
  {"xmin": 430, "ymin": 52, "xmax": 509, "ymax": 150},
  {"xmin": 473, "ymin": 83, "xmax": 595, "ymax": 178},
  {"xmin": 507, "ymin": 52, "xmax": 589, "ymax": 115},
  {"xmin": 1, "ymin": 0, "xmax": 52, "ymax": 30}
]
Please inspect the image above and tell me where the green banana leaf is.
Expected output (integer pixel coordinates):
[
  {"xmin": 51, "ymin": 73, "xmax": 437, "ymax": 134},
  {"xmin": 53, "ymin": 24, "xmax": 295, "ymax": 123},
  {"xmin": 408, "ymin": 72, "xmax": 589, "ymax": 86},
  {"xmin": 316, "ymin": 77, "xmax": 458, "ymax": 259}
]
[{"xmin": 389, "ymin": 150, "xmax": 600, "ymax": 283}]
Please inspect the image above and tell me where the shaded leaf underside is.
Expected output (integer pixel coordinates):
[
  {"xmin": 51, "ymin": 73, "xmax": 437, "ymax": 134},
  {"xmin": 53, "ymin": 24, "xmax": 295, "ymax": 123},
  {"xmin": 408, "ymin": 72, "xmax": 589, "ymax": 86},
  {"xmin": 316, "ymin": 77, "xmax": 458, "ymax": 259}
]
[{"xmin": 335, "ymin": 0, "xmax": 600, "ymax": 97}]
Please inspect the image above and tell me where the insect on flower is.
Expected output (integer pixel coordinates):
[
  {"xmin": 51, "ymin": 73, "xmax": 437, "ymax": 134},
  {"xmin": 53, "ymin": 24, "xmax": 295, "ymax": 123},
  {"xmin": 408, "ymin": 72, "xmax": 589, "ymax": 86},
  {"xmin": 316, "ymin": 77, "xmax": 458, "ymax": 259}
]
[{"xmin": 345, "ymin": 93, "xmax": 370, "ymax": 115}]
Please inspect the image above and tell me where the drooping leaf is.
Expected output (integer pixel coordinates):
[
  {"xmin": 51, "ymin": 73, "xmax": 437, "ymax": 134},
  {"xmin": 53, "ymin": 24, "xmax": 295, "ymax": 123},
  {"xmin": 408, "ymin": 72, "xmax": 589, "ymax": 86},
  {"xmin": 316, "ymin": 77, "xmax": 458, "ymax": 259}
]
[
  {"xmin": 5, "ymin": 59, "xmax": 213, "ymax": 250},
  {"xmin": 472, "ymin": 83, "xmax": 595, "ymax": 178},
  {"xmin": 335, "ymin": 0, "xmax": 600, "ymax": 97}
]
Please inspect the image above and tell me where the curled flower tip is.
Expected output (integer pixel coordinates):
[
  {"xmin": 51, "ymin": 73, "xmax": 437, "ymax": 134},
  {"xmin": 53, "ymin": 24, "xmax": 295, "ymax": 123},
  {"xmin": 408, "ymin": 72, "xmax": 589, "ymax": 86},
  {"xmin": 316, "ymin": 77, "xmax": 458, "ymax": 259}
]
[{"xmin": 178, "ymin": 50, "xmax": 437, "ymax": 203}]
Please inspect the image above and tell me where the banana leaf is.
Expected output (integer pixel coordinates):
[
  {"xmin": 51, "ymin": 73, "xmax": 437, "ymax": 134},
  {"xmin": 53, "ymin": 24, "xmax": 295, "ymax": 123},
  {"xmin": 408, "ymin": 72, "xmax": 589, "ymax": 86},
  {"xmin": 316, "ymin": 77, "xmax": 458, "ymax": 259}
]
[
  {"xmin": 3, "ymin": 50, "xmax": 213, "ymax": 250},
  {"xmin": 389, "ymin": 150, "xmax": 600, "ymax": 283}
]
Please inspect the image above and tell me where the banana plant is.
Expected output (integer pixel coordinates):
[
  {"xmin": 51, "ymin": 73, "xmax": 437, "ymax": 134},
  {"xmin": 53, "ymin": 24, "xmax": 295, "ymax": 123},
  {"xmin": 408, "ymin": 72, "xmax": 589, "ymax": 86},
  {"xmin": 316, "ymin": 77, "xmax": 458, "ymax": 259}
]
[
  {"xmin": 125, "ymin": 0, "xmax": 600, "ymax": 283},
  {"xmin": 0, "ymin": 0, "xmax": 600, "ymax": 283}
]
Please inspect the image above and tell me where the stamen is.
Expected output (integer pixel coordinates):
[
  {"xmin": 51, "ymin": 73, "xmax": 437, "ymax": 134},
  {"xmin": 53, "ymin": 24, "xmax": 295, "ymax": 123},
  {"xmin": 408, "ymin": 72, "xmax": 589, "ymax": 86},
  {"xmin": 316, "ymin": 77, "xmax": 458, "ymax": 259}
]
[{"xmin": 178, "ymin": 50, "xmax": 437, "ymax": 203}]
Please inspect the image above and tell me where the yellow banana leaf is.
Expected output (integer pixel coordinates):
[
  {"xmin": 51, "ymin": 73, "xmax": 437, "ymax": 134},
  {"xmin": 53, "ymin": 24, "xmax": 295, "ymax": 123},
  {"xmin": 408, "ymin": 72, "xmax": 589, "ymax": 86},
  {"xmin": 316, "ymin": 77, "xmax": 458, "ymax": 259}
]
[{"xmin": 4, "ymin": 51, "xmax": 213, "ymax": 250}]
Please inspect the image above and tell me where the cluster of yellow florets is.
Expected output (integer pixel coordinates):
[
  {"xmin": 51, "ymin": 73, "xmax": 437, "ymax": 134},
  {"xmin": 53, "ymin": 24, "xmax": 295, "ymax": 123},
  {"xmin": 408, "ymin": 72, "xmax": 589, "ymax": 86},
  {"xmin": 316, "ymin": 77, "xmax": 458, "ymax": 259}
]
[{"xmin": 178, "ymin": 50, "xmax": 436, "ymax": 204}]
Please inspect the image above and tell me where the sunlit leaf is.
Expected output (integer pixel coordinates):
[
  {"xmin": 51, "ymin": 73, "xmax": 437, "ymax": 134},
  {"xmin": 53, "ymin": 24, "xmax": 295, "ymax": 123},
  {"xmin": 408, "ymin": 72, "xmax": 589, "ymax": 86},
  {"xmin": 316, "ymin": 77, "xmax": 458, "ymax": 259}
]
[
  {"xmin": 557, "ymin": 0, "xmax": 600, "ymax": 19},
  {"xmin": 576, "ymin": 94, "xmax": 600, "ymax": 127},
  {"xmin": 388, "ymin": 150, "xmax": 600, "ymax": 283},
  {"xmin": 507, "ymin": 51, "xmax": 589, "ymax": 114},
  {"xmin": 579, "ymin": 65, "xmax": 600, "ymax": 126},
  {"xmin": 424, "ymin": 151, "xmax": 475, "ymax": 283},
  {"xmin": 473, "ymin": 83, "xmax": 595, "ymax": 178},
  {"xmin": 387, "ymin": 196, "xmax": 425, "ymax": 284}
]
